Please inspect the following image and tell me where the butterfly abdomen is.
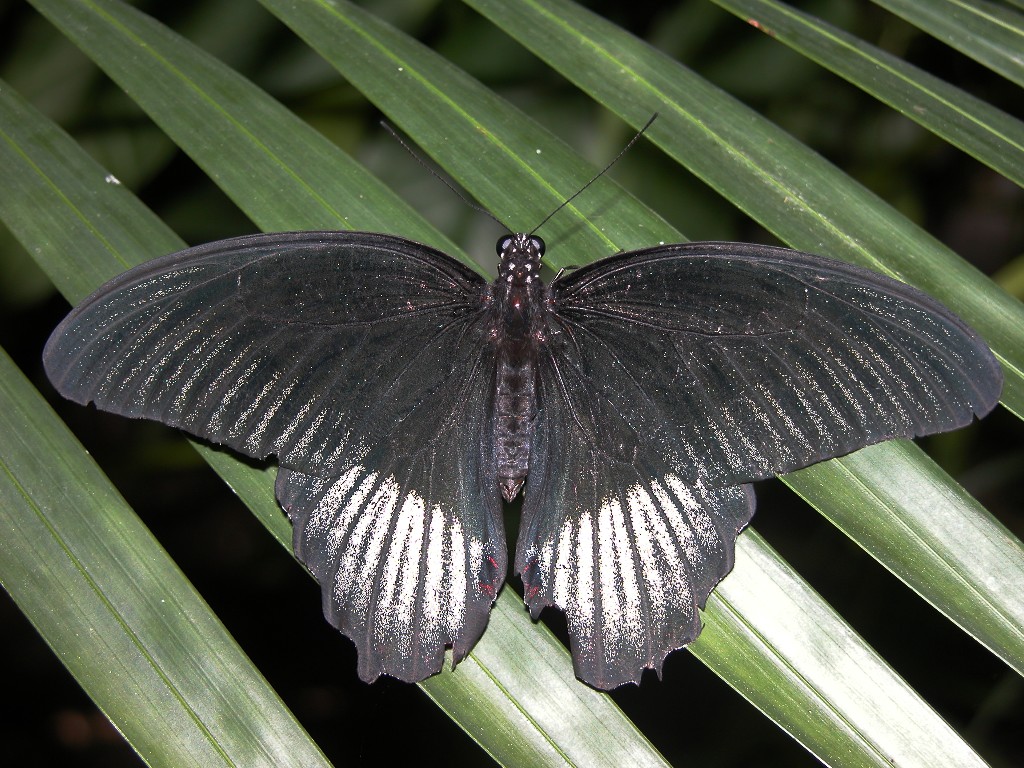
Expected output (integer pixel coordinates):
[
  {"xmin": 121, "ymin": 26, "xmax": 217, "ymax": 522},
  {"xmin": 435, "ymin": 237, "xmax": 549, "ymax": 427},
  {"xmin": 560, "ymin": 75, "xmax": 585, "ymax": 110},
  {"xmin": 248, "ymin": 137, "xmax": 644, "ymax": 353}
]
[
  {"xmin": 493, "ymin": 232, "xmax": 547, "ymax": 501},
  {"xmin": 495, "ymin": 335, "xmax": 539, "ymax": 501}
]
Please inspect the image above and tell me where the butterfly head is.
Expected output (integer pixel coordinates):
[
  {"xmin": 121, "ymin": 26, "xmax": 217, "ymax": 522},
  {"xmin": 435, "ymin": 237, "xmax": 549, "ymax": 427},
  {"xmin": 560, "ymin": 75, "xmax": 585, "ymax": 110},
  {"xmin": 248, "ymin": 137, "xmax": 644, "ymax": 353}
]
[{"xmin": 496, "ymin": 233, "xmax": 545, "ymax": 285}]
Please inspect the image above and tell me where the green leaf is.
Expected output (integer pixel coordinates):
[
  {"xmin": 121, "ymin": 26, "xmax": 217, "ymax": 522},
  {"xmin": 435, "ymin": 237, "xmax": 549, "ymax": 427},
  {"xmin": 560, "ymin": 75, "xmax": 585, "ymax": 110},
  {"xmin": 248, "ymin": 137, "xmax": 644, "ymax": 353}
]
[
  {"xmin": 0, "ymin": 76, "xmax": 330, "ymax": 768},
  {"xmin": 261, "ymin": 0, "xmax": 673, "ymax": 260},
  {"xmin": 711, "ymin": 0, "xmax": 1024, "ymax": 188},
  {"xmin": 695, "ymin": 532, "xmax": 993, "ymax": 767},
  {"xmin": 790, "ymin": 441, "xmax": 1024, "ymax": 676},
  {"xmin": 872, "ymin": 0, "xmax": 1024, "ymax": 89},
  {"xmin": 0, "ymin": 104, "xmax": 329, "ymax": 753}
]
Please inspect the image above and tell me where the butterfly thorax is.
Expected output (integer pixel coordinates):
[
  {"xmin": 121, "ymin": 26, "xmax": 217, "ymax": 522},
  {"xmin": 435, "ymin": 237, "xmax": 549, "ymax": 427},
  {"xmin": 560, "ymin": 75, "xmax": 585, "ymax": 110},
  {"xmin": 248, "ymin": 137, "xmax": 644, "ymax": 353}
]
[{"xmin": 493, "ymin": 233, "xmax": 546, "ymax": 501}]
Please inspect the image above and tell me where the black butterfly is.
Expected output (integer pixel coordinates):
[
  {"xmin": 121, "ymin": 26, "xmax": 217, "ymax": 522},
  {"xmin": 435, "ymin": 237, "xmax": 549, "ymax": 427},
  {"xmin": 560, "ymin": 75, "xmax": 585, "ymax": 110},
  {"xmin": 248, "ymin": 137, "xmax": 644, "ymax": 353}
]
[{"xmin": 44, "ymin": 229, "xmax": 1002, "ymax": 689}]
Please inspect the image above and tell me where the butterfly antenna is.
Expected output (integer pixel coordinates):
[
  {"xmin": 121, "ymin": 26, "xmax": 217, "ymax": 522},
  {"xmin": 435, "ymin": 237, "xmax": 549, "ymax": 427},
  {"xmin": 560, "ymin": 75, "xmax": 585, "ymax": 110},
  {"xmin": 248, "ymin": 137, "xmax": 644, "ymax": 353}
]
[
  {"xmin": 529, "ymin": 113, "xmax": 659, "ymax": 236},
  {"xmin": 380, "ymin": 121, "xmax": 505, "ymax": 229}
]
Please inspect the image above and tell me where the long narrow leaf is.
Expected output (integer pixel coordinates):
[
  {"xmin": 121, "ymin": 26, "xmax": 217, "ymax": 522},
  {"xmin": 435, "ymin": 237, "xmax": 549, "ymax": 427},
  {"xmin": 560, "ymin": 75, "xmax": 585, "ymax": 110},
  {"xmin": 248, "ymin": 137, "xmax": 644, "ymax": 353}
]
[
  {"xmin": 0, "ymin": 89, "xmax": 336, "ymax": 758},
  {"xmin": 695, "ymin": 532, "xmax": 992, "ymax": 768},
  {"xmin": 872, "ymin": 0, "xmax": 1024, "ymax": 89},
  {"xmin": 711, "ymin": 0, "xmax": 1024, "ymax": 188},
  {"xmin": 0, "ymin": 76, "xmax": 334, "ymax": 768},
  {"xmin": 791, "ymin": 441, "xmax": 1024, "ymax": 676}
]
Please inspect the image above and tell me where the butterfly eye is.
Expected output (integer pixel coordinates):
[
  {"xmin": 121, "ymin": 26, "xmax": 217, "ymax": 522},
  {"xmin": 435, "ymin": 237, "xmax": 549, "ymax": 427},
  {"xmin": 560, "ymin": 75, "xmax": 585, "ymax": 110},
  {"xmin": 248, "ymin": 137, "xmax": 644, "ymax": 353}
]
[
  {"xmin": 530, "ymin": 236, "xmax": 546, "ymax": 257},
  {"xmin": 496, "ymin": 235, "xmax": 514, "ymax": 256}
]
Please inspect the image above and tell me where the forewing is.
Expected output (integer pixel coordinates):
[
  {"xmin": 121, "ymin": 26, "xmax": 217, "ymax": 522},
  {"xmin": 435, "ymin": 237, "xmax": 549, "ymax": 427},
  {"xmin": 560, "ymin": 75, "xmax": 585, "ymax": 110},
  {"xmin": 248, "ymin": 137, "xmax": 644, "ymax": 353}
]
[
  {"xmin": 516, "ymin": 357, "xmax": 755, "ymax": 688},
  {"xmin": 43, "ymin": 231, "xmax": 489, "ymax": 476},
  {"xmin": 550, "ymin": 242, "xmax": 1003, "ymax": 486},
  {"xmin": 276, "ymin": 349, "xmax": 505, "ymax": 682}
]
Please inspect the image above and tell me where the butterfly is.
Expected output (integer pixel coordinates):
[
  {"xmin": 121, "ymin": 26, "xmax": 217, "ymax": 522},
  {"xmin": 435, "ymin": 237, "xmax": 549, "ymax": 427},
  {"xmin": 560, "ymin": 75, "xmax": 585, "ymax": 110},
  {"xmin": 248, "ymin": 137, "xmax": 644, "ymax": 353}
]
[{"xmin": 43, "ymin": 228, "xmax": 1002, "ymax": 689}]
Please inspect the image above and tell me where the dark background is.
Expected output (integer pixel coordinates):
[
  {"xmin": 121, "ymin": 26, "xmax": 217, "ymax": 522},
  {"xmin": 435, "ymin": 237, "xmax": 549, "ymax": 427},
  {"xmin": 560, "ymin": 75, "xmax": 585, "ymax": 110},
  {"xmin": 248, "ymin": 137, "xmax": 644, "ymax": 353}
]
[{"xmin": 1, "ymin": 0, "xmax": 1022, "ymax": 765}]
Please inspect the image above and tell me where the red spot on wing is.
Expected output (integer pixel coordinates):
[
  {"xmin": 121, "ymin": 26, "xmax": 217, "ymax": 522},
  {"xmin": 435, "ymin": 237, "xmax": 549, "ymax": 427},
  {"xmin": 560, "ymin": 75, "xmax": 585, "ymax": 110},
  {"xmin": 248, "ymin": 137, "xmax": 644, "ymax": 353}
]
[
  {"xmin": 520, "ymin": 557, "xmax": 543, "ymax": 601},
  {"xmin": 478, "ymin": 555, "xmax": 502, "ymax": 598}
]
